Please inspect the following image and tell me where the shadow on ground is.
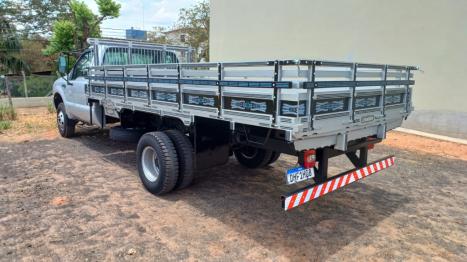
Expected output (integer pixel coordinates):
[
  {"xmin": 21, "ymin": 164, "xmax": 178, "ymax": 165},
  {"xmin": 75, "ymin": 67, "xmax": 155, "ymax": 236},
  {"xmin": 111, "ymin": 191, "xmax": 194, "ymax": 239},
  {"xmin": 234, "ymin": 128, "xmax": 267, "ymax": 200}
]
[{"xmin": 72, "ymin": 128, "xmax": 408, "ymax": 260}]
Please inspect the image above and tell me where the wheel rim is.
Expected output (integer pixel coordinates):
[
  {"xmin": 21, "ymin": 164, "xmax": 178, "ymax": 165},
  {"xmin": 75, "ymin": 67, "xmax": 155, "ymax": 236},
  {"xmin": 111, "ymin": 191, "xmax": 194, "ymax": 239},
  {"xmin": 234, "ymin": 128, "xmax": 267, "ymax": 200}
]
[
  {"xmin": 141, "ymin": 146, "xmax": 160, "ymax": 182},
  {"xmin": 57, "ymin": 111, "xmax": 65, "ymax": 131},
  {"xmin": 239, "ymin": 146, "xmax": 258, "ymax": 159}
]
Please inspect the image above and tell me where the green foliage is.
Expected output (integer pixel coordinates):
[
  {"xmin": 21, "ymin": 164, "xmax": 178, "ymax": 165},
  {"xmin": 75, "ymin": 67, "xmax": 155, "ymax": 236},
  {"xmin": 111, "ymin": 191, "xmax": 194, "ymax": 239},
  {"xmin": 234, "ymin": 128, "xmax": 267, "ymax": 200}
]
[
  {"xmin": 0, "ymin": 15, "xmax": 28, "ymax": 74},
  {"xmin": 69, "ymin": 0, "xmax": 101, "ymax": 49},
  {"xmin": 1, "ymin": 1, "xmax": 63, "ymax": 74},
  {"xmin": 0, "ymin": 76, "xmax": 55, "ymax": 97},
  {"xmin": 0, "ymin": 104, "xmax": 16, "ymax": 121},
  {"xmin": 0, "ymin": 0, "xmax": 70, "ymax": 36},
  {"xmin": 0, "ymin": 120, "xmax": 12, "ymax": 131},
  {"xmin": 177, "ymin": 0, "xmax": 210, "ymax": 61},
  {"xmin": 96, "ymin": 0, "xmax": 121, "ymax": 18},
  {"xmin": 19, "ymin": 38, "xmax": 55, "ymax": 73},
  {"xmin": 45, "ymin": 0, "xmax": 121, "ymax": 55},
  {"xmin": 21, "ymin": 76, "xmax": 55, "ymax": 97},
  {"xmin": 70, "ymin": 0, "xmax": 95, "ymax": 21},
  {"xmin": 44, "ymin": 20, "xmax": 76, "ymax": 55},
  {"xmin": 47, "ymin": 102, "xmax": 56, "ymax": 114}
]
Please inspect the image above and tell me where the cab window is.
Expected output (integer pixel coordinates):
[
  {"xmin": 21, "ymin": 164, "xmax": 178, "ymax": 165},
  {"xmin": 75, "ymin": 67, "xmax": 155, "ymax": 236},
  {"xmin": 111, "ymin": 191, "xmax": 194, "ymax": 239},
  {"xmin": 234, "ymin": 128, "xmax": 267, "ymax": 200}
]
[
  {"xmin": 165, "ymin": 52, "xmax": 178, "ymax": 63},
  {"xmin": 131, "ymin": 49, "xmax": 162, "ymax": 64},
  {"xmin": 103, "ymin": 47, "xmax": 129, "ymax": 65},
  {"xmin": 129, "ymin": 49, "xmax": 178, "ymax": 64},
  {"xmin": 103, "ymin": 47, "xmax": 179, "ymax": 65},
  {"xmin": 71, "ymin": 51, "xmax": 93, "ymax": 79}
]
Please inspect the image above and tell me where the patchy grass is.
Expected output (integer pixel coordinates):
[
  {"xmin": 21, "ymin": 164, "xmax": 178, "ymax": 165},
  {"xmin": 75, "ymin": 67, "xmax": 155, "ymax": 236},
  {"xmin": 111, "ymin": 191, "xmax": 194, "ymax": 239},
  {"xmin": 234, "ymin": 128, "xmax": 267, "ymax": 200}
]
[
  {"xmin": 47, "ymin": 102, "xmax": 56, "ymax": 114},
  {"xmin": 0, "ymin": 104, "xmax": 17, "ymax": 121},
  {"xmin": 0, "ymin": 120, "xmax": 12, "ymax": 131},
  {"xmin": 0, "ymin": 107, "xmax": 57, "ymax": 142}
]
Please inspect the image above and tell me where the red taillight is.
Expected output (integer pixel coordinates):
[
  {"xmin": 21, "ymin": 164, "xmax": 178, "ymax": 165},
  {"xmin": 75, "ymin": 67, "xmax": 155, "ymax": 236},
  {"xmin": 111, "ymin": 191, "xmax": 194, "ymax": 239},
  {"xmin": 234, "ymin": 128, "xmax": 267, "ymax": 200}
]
[
  {"xmin": 367, "ymin": 136, "xmax": 376, "ymax": 150},
  {"xmin": 303, "ymin": 149, "xmax": 316, "ymax": 169}
]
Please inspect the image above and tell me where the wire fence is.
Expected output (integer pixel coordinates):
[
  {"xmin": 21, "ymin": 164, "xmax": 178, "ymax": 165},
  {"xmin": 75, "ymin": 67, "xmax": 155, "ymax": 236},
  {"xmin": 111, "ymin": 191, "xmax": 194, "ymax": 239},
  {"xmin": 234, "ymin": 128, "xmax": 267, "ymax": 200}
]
[{"xmin": 0, "ymin": 75, "xmax": 55, "ymax": 98}]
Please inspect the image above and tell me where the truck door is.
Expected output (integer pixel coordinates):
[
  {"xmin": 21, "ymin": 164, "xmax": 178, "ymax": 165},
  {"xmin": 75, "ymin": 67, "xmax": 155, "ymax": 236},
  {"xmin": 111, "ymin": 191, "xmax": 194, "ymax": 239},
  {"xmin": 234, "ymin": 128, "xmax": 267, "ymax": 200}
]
[{"xmin": 66, "ymin": 50, "xmax": 93, "ymax": 122}]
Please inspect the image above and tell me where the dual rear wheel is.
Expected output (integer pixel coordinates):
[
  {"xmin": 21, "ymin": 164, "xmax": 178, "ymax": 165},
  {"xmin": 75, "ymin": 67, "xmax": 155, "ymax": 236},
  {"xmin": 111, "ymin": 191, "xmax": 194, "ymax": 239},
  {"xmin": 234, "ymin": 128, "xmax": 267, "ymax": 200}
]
[
  {"xmin": 233, "ymin": 146, "xmax": 281, "ymax": 169},
  {"xmin": 136, "ymin": 130, "xmax": 194, "ymax": 195},
  {"xmin": 136, "ymin": 131, "xmax": 279, "ymax": 195}
]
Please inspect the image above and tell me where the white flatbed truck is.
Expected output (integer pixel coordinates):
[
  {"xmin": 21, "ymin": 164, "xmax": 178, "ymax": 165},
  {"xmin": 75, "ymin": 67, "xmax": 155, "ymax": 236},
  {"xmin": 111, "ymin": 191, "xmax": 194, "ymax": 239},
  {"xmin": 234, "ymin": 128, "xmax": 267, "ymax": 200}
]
[{"xmin": 53, "ymin": 38, "xmax": 417, "ymax": 210}]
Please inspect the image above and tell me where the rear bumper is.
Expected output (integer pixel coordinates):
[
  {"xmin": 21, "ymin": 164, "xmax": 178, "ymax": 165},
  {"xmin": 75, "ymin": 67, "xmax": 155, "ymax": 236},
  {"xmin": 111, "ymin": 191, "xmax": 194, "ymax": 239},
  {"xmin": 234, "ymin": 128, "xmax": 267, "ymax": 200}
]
[{"xmin": 282, "ymin": 156, "xmax": 395, "ymax": 211}]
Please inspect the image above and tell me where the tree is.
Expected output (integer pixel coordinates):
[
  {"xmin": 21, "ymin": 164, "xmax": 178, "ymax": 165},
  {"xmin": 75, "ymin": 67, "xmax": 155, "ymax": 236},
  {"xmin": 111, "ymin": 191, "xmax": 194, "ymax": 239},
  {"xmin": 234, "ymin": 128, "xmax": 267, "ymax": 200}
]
[
  {"xmin": 147, "ymin": 26, "xmax": 170, "ymax": 45},
  {"xmin": 0, "ymin": 15, "xmax": 28, "ymax": 107},
  {"xmin": 69, "ymin": 0, "xmax": 100, "ymax": 50},
  {"xmin": 0, "ymin": 17, "xmax": 26, "ymax": 74},
  {"xmin": 20, "ymin": 38, "xmax": 56, "ymax": 73},
  {"xmin": 0, "ymin": 0, "xmax": 70, "ymax": 36},
  {"xmin": 43, "ymin": 20, "xmax": 75, "ymax": 56},
  {"xmin": 177, "ymin": 0, "xmax": 209, "ymax": 61},
  {"xmin": 45, "ymin": 0, "xmax": 121, "ymax": 55}
]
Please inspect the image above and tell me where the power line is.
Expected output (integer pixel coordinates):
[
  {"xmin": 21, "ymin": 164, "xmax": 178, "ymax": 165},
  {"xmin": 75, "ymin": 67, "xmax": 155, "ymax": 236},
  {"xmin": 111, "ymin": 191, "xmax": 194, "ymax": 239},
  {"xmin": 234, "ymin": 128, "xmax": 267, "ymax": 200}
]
[{"xmin": 101, "ymin": 27, "xmax": 126, "ymax": 31}]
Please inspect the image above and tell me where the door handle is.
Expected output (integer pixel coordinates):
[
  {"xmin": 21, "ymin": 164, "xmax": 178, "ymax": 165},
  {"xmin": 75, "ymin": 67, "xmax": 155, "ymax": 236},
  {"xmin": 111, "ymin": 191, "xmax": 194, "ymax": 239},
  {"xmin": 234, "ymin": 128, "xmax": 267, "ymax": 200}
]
[{"xmin": 61, "ymin": 84, "xmax": 66, "ymax": 89}]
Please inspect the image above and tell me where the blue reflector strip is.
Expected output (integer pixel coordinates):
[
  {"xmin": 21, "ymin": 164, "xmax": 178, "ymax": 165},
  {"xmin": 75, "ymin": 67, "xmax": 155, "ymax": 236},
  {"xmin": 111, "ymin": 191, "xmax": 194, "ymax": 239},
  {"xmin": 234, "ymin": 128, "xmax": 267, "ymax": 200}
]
[{"xmin": 86, "ymin": 76, "xmax": 292, "ymax": 89}]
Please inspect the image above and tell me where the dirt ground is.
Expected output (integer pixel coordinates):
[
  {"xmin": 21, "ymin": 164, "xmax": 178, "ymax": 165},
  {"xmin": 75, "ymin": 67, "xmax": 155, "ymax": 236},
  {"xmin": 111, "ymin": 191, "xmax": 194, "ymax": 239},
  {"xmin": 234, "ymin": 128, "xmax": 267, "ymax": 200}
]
[{"xmin": 0, "ymin": 108, "xmax": 466, "ymax": 261}]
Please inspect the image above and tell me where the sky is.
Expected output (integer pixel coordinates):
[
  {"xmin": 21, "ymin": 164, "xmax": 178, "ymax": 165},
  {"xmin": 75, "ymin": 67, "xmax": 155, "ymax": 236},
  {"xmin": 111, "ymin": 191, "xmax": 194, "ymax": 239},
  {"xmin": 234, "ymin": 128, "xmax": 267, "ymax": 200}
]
[{"xmin": 82, "ymin": 0, "xmax": 199, "ymax": 38}]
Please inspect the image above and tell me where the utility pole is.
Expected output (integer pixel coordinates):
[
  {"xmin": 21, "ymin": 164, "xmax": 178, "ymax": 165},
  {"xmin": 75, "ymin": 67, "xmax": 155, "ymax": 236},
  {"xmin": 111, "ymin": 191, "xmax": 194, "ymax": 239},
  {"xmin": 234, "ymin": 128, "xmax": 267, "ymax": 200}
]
[
  {"xmin": 2, "ymin": 75, "xmax": 13, "ymax": 108},
  {"xmin": 21, "ymin": 70, "xmax": 28, "ymax": 98}
]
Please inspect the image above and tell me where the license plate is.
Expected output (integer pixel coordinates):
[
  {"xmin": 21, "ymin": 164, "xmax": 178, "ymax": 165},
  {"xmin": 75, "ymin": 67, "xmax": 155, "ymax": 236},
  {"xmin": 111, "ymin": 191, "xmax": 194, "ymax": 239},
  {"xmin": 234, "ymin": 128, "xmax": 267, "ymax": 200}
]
[{"xmin": 285, "ymin": 166, "xmax": 315, "ymax": 185}]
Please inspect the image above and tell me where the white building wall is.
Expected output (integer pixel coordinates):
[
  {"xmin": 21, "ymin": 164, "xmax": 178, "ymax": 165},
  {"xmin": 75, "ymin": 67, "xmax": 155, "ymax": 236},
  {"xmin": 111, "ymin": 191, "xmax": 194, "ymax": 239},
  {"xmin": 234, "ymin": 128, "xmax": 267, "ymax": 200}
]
[{"xmin": 210, "ymin": 0, "xmax": 467, "ymax": 138}]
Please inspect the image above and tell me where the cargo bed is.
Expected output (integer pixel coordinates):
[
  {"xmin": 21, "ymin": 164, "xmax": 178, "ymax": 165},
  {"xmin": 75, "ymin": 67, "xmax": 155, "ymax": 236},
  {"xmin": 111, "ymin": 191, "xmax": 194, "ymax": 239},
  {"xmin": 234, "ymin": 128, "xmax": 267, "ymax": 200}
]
[{"xmin": 86, "ymin": 59, "xmax": 417, "ymax": 151}]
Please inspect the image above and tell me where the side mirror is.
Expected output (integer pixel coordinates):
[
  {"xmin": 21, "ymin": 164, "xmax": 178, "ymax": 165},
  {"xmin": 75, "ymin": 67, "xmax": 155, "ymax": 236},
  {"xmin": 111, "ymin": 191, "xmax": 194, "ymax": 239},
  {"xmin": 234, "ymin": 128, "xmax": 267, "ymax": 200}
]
[
  {"xmin": 58, "ymin": 55, "xmax": 68, "ymax": 74},
  {"xmin": 58, "ymin": 55, "xmax": 73, "ymax": 85}
]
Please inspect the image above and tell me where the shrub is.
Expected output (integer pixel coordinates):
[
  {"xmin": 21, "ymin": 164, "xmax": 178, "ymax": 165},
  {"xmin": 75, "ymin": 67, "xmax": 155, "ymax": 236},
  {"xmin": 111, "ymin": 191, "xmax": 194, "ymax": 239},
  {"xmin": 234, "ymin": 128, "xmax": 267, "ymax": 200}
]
[
  {"xmin": 0, "ymin": 104, "xmax": 17, "ymax": 121},
  {"xmin": 0, "ymin": 75, "xmax": 55, "ymax": 97},
  {"xmin": 47, "ymin": 101, "xmax": 56, "ymax": 113},
  {"xmin": 0, "ymin": 120, "xmax": 12, "ymax": 131}
]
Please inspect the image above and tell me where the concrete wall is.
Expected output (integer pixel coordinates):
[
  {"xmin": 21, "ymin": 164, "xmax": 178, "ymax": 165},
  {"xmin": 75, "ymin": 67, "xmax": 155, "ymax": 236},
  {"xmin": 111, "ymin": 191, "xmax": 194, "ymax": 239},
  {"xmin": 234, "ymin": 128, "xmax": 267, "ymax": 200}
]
[
  {"xmin": 210, "ymin": 0, "xmax": 467, "ymax": 138},
  {"xmin": 0, "ymin": 97, "xmax": 51, "ymax": 108}
]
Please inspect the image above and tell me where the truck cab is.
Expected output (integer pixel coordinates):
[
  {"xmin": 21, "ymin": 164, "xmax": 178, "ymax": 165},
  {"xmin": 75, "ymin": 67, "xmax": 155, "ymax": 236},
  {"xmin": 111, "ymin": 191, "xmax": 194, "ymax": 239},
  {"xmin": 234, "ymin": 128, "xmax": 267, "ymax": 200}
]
[{"xmin": 53, "ymin": 38, "xmax": 193, "ymax": 127}]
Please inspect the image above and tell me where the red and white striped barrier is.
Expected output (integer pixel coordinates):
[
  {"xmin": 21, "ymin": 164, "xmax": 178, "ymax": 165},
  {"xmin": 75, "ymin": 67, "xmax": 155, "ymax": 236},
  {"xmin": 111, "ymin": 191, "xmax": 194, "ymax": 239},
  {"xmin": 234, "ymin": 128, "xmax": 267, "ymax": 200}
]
[{"xmin": 283, "ymin": 156, "xmax": 395, "ymax": 211}]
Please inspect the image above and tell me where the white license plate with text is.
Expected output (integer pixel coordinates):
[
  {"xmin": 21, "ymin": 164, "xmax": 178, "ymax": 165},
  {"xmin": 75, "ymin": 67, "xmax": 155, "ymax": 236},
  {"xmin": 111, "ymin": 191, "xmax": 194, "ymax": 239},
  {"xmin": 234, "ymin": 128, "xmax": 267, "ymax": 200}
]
[{"xmin": 286, "ymin": 166, "xmax": 315, "ymax": 185}]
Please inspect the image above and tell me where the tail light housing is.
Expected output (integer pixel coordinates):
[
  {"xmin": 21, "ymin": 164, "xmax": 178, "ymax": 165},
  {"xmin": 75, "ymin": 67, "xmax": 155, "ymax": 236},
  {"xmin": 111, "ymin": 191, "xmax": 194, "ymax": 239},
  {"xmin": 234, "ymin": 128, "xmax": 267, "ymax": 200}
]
[
  {"xmin": 303, "ymin": 149, "xmax": 316, "ymax": 169},
  {"xmin": 367, "ymin": 136, "xmax": 377, "ymax": 150}
]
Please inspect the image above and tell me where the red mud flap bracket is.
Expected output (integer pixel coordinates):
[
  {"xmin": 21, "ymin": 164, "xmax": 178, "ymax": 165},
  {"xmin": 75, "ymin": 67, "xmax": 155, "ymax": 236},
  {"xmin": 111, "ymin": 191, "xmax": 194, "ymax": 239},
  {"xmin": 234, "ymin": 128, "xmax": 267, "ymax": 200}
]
[{"xmin": 282, "ymin": 156, "xmax": 395, "ymax": 211}]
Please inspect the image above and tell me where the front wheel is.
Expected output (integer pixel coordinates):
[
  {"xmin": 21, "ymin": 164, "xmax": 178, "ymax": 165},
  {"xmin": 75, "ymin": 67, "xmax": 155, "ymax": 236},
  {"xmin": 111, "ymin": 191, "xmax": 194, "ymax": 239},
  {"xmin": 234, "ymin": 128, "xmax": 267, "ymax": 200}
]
[
  {"xmin": 56, "ymin": 103, "xmax": 76, "ymax": 138},
  {"xmin": 233, "ymin": 146, "xmax": 273, "ymax": 169},
  {"xmin": 136, "ymin": 132, "xmax": 179, "ymax": 195}
]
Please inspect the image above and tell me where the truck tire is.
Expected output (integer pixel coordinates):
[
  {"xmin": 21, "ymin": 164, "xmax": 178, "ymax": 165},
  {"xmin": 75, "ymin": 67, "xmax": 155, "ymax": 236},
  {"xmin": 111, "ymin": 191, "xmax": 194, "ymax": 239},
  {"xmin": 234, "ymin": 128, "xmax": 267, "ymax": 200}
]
[
  {"xmin": 165, "ymin": 130, "xmax": 194, "ymax": 190},
  {"xmin": 267, "ymin": 151, "xmax": 281, "ymax": 165},
  {"xmin": 110, "ymin": 126, "xmax": 145, "ymax": 143},
  {"xmin": 234, "ymin": 146, "xmax": 273, "ymax": 169},
  {"xmin": 136, "ymin": 132, "xmax": 179, "ymax": 195},
  {"xmin": 56, "ymin": 103, "xmax": 76, "ymax": 138}
]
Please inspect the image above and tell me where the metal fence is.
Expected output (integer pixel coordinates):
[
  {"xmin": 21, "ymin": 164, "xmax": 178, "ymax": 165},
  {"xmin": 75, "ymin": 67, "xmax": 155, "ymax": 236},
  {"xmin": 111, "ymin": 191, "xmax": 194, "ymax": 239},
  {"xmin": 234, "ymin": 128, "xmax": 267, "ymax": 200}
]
[{"xmin": 0, "ymin": 75, "xmax": 55, "ymax": 98}]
